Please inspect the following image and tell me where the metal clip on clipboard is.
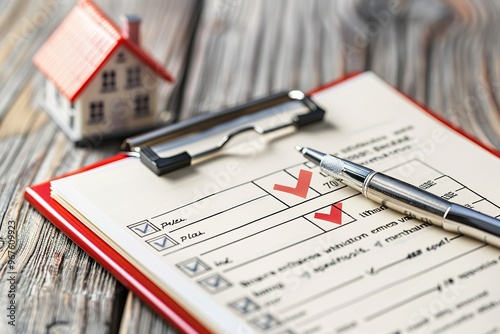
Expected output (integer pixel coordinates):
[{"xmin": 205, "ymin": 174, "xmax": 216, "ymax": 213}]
[{"xmin": 122, "ymin": 90, "xmax": 325, "ymax": 176}]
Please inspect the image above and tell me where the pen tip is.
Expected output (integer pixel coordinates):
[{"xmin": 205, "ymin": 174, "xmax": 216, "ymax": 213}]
[{"xmin": 295, "ymin": 146, "xmax": 304, "ymax": 153}]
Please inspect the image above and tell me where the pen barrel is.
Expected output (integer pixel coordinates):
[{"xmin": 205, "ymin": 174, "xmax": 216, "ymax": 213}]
[
  {"xmin": 443, "ymin": 204, "xmax": 500, "ymax": 248},
  {"xmin": 363, "ymin": 173, "xmax": 451, "ymax": 226}
]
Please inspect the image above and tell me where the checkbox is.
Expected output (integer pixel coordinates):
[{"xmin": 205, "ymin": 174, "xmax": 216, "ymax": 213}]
[
  {"xmin": 228, "ymin": 297, "xmax": 260, "ymax": 315},
  {"xmin": 249, "ymin": 313, "xmax": 281, "ymax": 331},
  {"xmin": 128, "ymin": 220, "xmax": 159, "ymax": 237},
  {"xmin": 176, "ymin": 257, "xmax": 211, "ymax": 277},
  {"xmin": 146, "ymin": 234, "xmax": 178, "ymax": 251},
  {"xmin": 197, "ymin": 274, "xmax": 232, "ymax": 294}
]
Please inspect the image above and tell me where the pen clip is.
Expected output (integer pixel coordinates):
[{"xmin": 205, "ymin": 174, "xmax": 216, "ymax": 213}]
[{"xmin": 137, "ymin": 90, "xmax": 325, "ymax": 176}]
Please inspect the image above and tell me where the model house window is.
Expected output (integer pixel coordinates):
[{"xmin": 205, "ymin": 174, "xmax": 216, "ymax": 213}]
[
  {"xmin": 89, "ymin": 101, "xmax": 104, "ymax": 123},
  {"xmin": 134, "ymin": 94, "xmax": 149, "ymax": 117},
  {"xmin": 127, "ymin": 66, "xmax": 141, "ymax": 88},
  {"xmin": 101, "ymin": 70, "xmax": 116, "ymax": 91},
  {"xmin": 117, "ymin": 51, "xmax": 125, "ymax": 63}
]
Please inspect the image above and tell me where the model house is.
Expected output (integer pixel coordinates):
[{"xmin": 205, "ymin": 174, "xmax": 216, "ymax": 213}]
[{"xmin": 33, "ymin": 0, "xmax": 174, "ymax": 143}]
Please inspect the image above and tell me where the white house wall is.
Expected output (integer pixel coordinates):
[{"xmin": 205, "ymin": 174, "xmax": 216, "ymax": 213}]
[
  {"xmin": 78, "ymin": 45, "xmax": 160, "ymax": 138},
  {"xmin": 44, "ymin": 80, "xmax": 82, "ymax": 140}
]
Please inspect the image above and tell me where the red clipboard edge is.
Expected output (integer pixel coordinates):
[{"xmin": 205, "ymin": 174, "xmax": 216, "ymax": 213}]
[{"xmin": 25, "ymin": 153, "xmax": 210, "ymax": 334}]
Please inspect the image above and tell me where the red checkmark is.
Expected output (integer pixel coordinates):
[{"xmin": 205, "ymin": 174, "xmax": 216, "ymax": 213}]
[
  {"xmin": 273, "ymin": 169, "xmax": 313, "ymax": 198},
  {"xmin": 314, "ymin": 203, "xmax": 343, "ymax": 224}
]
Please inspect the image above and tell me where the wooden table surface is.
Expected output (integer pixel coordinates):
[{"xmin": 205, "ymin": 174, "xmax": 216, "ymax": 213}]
[{"xmin": 1, "ymin": 0, "xmax": 499, "ymax": 333}]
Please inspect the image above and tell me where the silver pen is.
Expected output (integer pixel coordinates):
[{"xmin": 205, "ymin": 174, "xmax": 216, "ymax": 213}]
[{"xmin": 297, "ymin": 146, "xmax": 500, "ymax": 248}]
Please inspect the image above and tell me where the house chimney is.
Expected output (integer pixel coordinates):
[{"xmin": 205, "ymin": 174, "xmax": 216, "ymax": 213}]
[{"xmin": 121, "ymin": 15, "xmax": 141, "ymax": 45}]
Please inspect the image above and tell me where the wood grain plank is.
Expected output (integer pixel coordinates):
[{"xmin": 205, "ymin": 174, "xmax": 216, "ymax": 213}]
[
  {"xmin": 179, "ymin": 0, "xmax": 500, "ymax": 149},
  {"xmin": 0, "ymin": 0, "xmax": 76, "ymax": 120},
  {"xmin": 0, "ymin": 0, "xmax": 197, "ymax": 333},
  {"xmin": 179, "ymin": 0, "xmax": 372, "ymax": 119},
  {"xmin": 119, "ymin": 293, "xmax": 177, "ymax": 334}
]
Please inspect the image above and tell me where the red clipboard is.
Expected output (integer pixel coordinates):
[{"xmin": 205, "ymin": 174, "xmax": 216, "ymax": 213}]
[
  {"xmin": 25, "ymin": 153, "xmax": 210, "ymax": 334},
  {"xmin": 24, "ymin": 73, "xmax": 500, "ymax": 334}
]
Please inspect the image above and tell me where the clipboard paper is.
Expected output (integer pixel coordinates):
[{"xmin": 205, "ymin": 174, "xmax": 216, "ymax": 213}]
[{"xmin": 26, "ymin": 72, "xmax": 500, "ymax": 333}]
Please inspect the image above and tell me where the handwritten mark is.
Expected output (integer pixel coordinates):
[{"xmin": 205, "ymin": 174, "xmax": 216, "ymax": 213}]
[
  {"xmin": 154, "ymin": 237, "xmax": 169, "ymax": 248},
  {"xmin": 147, "ymin": 234, "xmax": 178, "ymax": 251},
  {"xmin": 314, "ymin": 203, "xmax": 343, "ymax": 224},
  {"xmin": 134, "ymin": 223, "xmax": 150, "ymax": 234},
  {"xmin": 198, "ymin": 274, "xmax": 232, "ymax": 293},
  {"xmin": 128, "ymin": 220, "xmax": 159, "ymax": 237},
  {"xmin": 229, "ymin": 297, "xmax": 260, "ymax": 314},
  {"xmin": 273, "ymin": 169, "xmax": 313, "ymax": 198},
  {"xmin": 176, "ymin": 257, "xmax": 211, "ymax": 277}
]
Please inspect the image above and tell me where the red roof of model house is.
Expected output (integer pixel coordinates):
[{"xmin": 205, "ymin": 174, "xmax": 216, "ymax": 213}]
[{"xmin": 33, "ymin": 0, "xmax": 174, "ymax": 102}]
